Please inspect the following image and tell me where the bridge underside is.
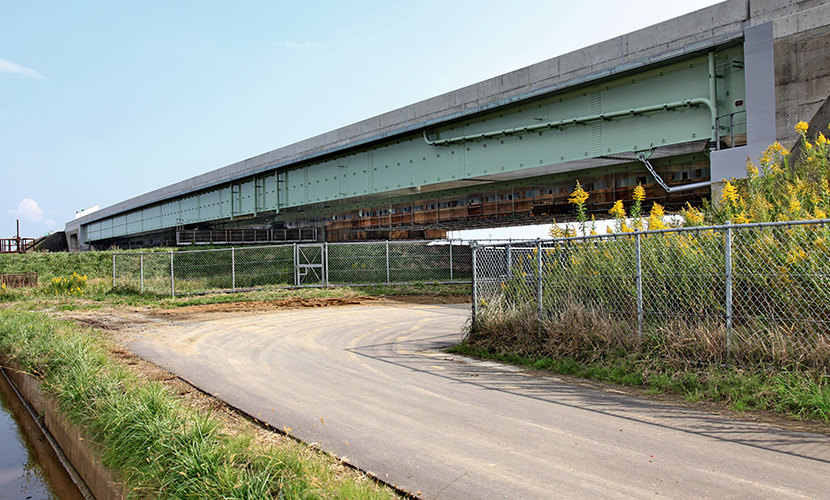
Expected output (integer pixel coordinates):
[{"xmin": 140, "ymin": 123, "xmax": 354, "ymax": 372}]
[
  {"xmin": 80, "ymin": 43, "xmax": 749, "ymax": 249},
  {"xmin": 321, "ymin": 148, "xmax": 714, "ymax": 241}
]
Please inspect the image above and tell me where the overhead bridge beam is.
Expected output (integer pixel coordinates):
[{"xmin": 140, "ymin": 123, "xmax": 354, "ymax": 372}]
[{"xmin": 75, "ymin": 47, "xmax": 742, "ymax": 246}]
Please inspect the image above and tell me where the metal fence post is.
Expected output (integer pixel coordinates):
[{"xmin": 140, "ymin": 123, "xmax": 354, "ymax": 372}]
[
  {"xmin": 324, "ymin": 242, "xmax": 329, "ymax": 287},
  {"xmin": 536, "ymin": 239, "xmax": 543, "ymax": 320},
  {"xmin": 231, "ymin": 247, "xmax": 236, "ymax": 291},
  {"xmin": 293, "ymin": 243, "xmax": 298, "ymax": 287},
  {"xmin": 506, "ymin": 243, "xmax": 512, "ymax": 278},
  {"xmin": 385, "ymin": 240, "xmax": 390, "ymax": 285},
  {"xmin": 635, "ymin": 232, "xmax": 643, "ymax": 340},
  {"xmin": 112, "ymin": 253, "xmax": 116, "ymax": 289},
  {"xmin": 449, "ymin": 241, "xmax": 454, "ymax": 282},
  {"xmin": 140, "ymin": 253, "xmax": 144, "ymax": 294},
  {"xmin": 170, "ymin": 250, "xmax": 175, "ymax": 297},
  {"xmin": 471, "ymin": 243, "xmax": 478, "ymax": 324},
  {"xmin": 725, "ymin": 222, "xmax": 733, "ymax": 353}
]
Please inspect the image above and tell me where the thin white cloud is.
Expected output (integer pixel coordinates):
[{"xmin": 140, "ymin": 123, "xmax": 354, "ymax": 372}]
[
  {"xmin": 0, "ymin": 58, "xmax": 44, "ymax": 79},
  {"xmin": 275, "ymin": 42, "xmax": 329, "ymax": 49},
  {"xmin": 10, "ymin": 198, "xmax": 45, "ymax": 223}
]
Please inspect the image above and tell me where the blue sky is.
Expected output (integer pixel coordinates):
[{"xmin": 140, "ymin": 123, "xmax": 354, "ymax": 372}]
[{"xmin": 1, "ymin": 0, "xmax": 721, "ymax": 240}]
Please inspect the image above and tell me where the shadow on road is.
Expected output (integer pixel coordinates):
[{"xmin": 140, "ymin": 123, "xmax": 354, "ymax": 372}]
[{"xmin": 346, "ymin": 333, "xmax": 830, "ymax": 465}]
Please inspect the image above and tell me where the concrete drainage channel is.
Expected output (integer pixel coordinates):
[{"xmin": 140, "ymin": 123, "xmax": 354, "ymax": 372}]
[
  {"xmin": 0, "ymin": 357, "xmax": 122, "ymax": 500},
  {"xmin": 0, "ymin": 356, "xmax": 419, "ymax": 500}
]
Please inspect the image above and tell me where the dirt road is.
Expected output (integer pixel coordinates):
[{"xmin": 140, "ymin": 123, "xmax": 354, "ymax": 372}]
[{"xmin": 123, "ymin": 303, "xmax": 830, "ymax": 499}]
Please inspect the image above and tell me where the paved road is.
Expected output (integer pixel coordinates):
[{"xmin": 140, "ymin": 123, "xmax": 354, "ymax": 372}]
[{"xmin": 127, "ymin": 304, "xmax": 830, "ymax": 499}]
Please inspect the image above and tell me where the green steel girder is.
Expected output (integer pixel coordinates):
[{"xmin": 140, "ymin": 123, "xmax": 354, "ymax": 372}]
[
  {"xmin": 83, "ymin": 47, "xmax": 745, "ymax": 243},
  {"xmin": 276, "ymin": 151, "xmax": 711, "ymax": 221}
]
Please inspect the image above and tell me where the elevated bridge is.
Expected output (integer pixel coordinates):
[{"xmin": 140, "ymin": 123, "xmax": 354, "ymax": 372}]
[{"xmin": 65, "ymin": 0, "xmax": 830, "ymax": 249}]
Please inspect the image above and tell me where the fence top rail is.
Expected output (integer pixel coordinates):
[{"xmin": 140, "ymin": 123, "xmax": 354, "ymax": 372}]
[
  {"xmin": 112, "ymin": 239, "xmax": 494, "ymax": 256},
  {"xmin": 471, "ymin": 218, "xmax": 830, "ymax": 249},
  {"xmin": 326, "ymin": 239, "xmax": 475, "ymax": 246},
  {"xmin": 111, "ymin": 243, "xmax": 298, "ymax": 256}
]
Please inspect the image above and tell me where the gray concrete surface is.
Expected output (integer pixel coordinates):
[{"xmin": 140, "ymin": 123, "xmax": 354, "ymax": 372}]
[{"xmin": 126, "ymin": 304, "xmax": 830, "ymax": 500}]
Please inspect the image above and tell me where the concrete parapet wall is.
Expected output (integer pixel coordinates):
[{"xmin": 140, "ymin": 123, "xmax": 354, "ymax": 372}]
[{"xmin": 773, "ymin": 2, "xmax": 830, "ymax": 143}]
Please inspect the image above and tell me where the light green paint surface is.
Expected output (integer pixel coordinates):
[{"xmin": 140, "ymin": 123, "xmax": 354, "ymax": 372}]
[{"xmin": 84, "ymin": 48, "xmax": 744, "ymax": 242}]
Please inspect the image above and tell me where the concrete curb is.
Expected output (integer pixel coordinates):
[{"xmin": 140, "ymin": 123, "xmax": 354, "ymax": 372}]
[{"xmin": 0, "ymin": 354, "xmax": 124, "ymax": 500}]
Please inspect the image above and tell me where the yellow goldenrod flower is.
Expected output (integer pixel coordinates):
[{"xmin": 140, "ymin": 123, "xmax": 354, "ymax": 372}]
[
  {"xmin": 568, "ymin": 181, "xmax": 589, "ymax": 205},
  {"xmin": 795, "ymin": 121, "xmax": 809, "ymax": 135},
  {"xmin": 815, "ymin": 208, "xmax": 827, "ymax": 219},
  {"xmin": 633, "ymin": 184, "xmax": 645, "ymax": 202},
  {"xmin": 721, "ymin": 181, "xmax": 739, "ymax": 207},
  {"xmin": 682, "ymin": 203, "xmax": 704, "ymax": 225},
  {"xmin": 608, "ymin": 200, "xmax": 626, "ymax": 219},
  {"xmin": 805, "ymin": 141, "xmax": 813, "ymax": 150},
  {"xmin": 734, "ymin": 211, "xmax": 751, "ymax": 224},
  {"xmin": 789, "ymin": 196, "xmax": 802, "ymax": 214},
  {"xmin": 818, "ymin": 132, "xmax": 828, "ymax": 145},
  {"xmin": 647, "ymin": 202, "xmax": 666, "ymax": 230},
  {"xmin": 650, "ymin": 202, "xmax": 665, "ymax": 218},
  {"xmin": 745, "ymin": 160, "xmax": 759, "ymax": 178},
  {"xmin": 760, "ymin": 147, "xmax": 773, "ymax": 167},
  {"xmin": 647, "ymin": 216, "xmax": 663, "ymax": 230},
  {"xmin": 768, "ymin": 141, "xmax": 790, "ymax": 157},
  {"xmin": 785, "ymin": 249, "xmax": 808, "ymax": 265}
]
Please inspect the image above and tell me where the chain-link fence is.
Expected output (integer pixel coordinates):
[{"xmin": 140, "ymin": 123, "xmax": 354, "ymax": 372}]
[
  {"xmin": 471, "ymin": 220, "xmax": 830, "ymax": 368},
  {"xmin": 113, "ymin": 241, "xmax": 472, "ymax": 295}
]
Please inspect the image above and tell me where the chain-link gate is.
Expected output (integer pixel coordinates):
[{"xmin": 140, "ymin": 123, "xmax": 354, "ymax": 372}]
[{"xmin": 294, "ymin": 244, "xmax": 325, "ymax": 286}]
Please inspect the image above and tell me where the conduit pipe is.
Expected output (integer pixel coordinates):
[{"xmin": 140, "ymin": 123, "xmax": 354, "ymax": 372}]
[
  {"xmin": 708, "ymin": 50, "xmax": 719, "ymax": 144},
  {"xmin": 425, "ymin": 52, "xmax": 719, "ymax": 147},
  {"xmin": 423, "ymin": 97, "xmax": 716, "ymax": 146},
  {"xmin": 637, "ymin": 152, "xmax": 714, "ymax": 193}
]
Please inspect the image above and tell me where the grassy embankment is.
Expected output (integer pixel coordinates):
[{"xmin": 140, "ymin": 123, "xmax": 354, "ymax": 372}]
[
  {"xmin": 0, "ymin": 249, "xmax": 467, "ymax": 497},
  {"xmin": 0, "ymin": 309, "xmax": 400, "ymax": 499},
  {"xmin": 459, "ymin": 122, "xmax": 830, "ymax": 422}
]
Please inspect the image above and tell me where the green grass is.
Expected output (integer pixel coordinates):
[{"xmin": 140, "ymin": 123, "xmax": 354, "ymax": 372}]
[
  {"xmin": 0, "ymin": 250, "xmax": 117, "ymax": 282},
  {"xmin": 1, "ymin": 247, "xmax": 470, "ymax": 311},
  {"xmin": 448, "ymin": 342, "xmax": 830, "ymax": 422},
  {"xmin": 0, "ymin": 310, "xmax": 400, "ymax": 499},
  {"xmin": 0, "ymin": 273, "xmax": 470, "ymax": 312}
]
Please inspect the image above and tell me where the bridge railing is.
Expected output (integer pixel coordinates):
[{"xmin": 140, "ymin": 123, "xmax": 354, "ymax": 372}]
[
  {"xmin": 471, "ymin": 219, "xmax": 830, "ymax": 368},
  {"xmin": 112, "ymin": 240, "xmax": 472, "ymax": 295},
  {"xmin": 175, "ymin": 228, "xmax": 318, "ymax": 245}
]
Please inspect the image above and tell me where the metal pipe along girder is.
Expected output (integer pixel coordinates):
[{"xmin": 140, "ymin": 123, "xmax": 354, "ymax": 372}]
[{"xmin": 423, "ymin": 98, "xmax": 716, "ymax": 146}]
